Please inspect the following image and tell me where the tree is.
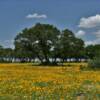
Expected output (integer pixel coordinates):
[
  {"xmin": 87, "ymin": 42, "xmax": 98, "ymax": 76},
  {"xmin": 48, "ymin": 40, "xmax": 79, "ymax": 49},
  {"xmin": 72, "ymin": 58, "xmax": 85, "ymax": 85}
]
[
  {"xmin": 0, "ymin": 45, "xmax": 4, "ymax": 62},
  {"xmin": 85, "ymin": 45, "xmax": 95, "ymax": 59},
  {"xmin": 0, "ymin": 46, "xmax": 14, "ymax": 62},
  {"xmin": 60, "ymin": 29, "xmax": 85, "ymax": 62},
  {"xmin": 71, "ymin": 38, "xmax": 85, "ymax": 60},
  {"xmin": 14, "ymin": 28, "xmax": 35, "ymax": 62},
  {"xmin": 14, "ymin": 23, "xmax": 60, "ymax": 65},
  {"xmin": 85, "ymin": 44, "xmax": 100, "ymax": 59},
  {"xmin": 14, "ymin": 23, "xmax": 85, "ymax": 65},
  {"xmin": 88, "ymin": 52, "xmax": 100, "ymax": 69}
]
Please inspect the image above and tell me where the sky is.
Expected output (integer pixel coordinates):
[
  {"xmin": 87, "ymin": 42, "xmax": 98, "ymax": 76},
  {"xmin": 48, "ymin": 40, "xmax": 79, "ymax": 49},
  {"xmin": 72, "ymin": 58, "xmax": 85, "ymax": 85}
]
[{"xmin": 0, "ymin": 0, "xmax": 100, "ymax": 48}]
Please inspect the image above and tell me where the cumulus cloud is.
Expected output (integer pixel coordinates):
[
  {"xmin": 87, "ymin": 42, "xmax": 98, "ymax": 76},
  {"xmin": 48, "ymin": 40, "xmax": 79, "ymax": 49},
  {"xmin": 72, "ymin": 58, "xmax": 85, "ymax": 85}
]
[
  {"xmin": 84, "ymin": 30, "xmax": 100, "ymax": 46},
  {"xmin": 78, "ymin": 14, "xmax": 100, "ymax": 45},
  {"xmin": 26, "ymin": 13, "xmax": 47, "ymax": 19},
  {"xmin": 76, "ymin": 30, "xmax": 85, "ymax": 37},
  {"xmin": 85, "ymin": 41, "xmax": 94, "ymax": 46},
  {"xmin": 0, "ymin": 40, "xmax": 14, "ymax": 48},
  {"xmin": 93, "ymin": 30, "xmax": 100, "ymax": 38},
  {"xmin": 79, "ymin": 14, "xmax": 100, "ymax": 28},
  {"xmin": 85, "ymin": 38, "xmax": 100, "ymax": 46}
]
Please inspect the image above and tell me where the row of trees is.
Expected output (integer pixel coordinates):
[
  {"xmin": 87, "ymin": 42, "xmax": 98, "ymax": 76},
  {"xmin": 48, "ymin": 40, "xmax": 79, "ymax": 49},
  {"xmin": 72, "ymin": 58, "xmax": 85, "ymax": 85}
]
[{"xmin": 0, "ymin": 23, "xmax": 100, "ymax": 65}]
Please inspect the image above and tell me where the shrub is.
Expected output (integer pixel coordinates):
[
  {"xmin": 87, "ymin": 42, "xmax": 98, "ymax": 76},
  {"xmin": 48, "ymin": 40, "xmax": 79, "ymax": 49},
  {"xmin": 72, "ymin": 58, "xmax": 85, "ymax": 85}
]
[{"xmin": 88, "ymin": 54, "xmax": 100, "ymax": 69}]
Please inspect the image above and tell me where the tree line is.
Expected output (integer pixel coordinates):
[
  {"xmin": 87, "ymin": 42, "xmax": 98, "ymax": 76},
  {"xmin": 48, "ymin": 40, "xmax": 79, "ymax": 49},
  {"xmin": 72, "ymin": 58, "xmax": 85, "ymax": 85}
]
[{"xmin": 0, "ymin": 23, "xmax": 100, "ymax": 65}]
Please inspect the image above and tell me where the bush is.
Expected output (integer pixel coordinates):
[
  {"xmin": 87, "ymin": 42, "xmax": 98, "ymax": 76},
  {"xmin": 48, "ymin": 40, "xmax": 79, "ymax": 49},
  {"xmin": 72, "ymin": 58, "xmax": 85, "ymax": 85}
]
[{"xmin": 88, "ymin": 54, "xmax": 100, "ymax": 69}]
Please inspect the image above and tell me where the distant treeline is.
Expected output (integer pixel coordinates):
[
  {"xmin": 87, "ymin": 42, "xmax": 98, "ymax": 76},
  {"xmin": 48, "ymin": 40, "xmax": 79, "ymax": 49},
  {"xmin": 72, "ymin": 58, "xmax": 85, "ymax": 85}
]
[{"xmin": 0, "ymin": 23, "xmax": 100, "ymax": 65}]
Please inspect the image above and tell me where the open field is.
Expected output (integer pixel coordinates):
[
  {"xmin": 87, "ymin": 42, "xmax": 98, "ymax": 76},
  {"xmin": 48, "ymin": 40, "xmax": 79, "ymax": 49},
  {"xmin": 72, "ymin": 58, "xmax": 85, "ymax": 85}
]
[{"xmin": 0, "ymin": 63, "xmax": 100, "ymax": 100}]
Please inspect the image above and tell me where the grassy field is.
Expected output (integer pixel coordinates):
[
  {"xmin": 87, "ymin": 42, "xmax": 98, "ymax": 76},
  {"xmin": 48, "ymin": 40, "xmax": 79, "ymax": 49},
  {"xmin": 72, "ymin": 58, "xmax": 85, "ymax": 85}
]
[{"xmin": 0, "ymin": 63, "xmax": 100, "ymax": 100}]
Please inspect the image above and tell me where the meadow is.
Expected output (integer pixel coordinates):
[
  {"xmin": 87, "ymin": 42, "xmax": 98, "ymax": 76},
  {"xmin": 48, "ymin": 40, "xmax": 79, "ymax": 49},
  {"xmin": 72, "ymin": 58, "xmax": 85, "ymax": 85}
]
[{"xmin": 0, "ymin": 63, "xmax": 100, "ymax": 100}]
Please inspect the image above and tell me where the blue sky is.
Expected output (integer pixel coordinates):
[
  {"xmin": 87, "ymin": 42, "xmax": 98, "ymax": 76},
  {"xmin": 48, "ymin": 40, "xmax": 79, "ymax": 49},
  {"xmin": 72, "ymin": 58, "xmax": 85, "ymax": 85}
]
[{"xmin": 0, "ymin": 0, "xmax": 100, "ymax": 48}]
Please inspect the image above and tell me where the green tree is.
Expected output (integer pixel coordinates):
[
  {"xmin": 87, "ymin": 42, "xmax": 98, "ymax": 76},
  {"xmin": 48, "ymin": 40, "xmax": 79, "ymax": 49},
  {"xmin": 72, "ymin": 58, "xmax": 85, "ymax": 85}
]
[
  {"xmin": 60, "ymin": 29, "xmax": 85, "ymax": 62},
  {"xmin": 14, "ymin": 23, "xmax": 60, "ymax": 65},
  {"xmin": 14, "ymin": 23, "xmax": 85, "ymax": 65},
  {"xmin": 0, "ymin": 45, "xmax": 4, "ymax": 62},
  {"xmin": 85, "ymin": 44, "xmax": 100, "ymax": 59},
  {"xmin": 14, "ymin": 28, "xmax": 35, "ymax": 62},
  {"xmin": 88, "ymin": 52, "xmax": 100, "ymax": 69}
]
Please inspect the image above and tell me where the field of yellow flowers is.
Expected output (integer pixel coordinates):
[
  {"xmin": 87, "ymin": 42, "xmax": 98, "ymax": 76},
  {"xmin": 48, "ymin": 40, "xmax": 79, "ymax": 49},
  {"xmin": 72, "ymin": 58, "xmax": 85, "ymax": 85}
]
[{"xmin": 0, "ymin": 63, "xmax": 100, "ymax": 100}]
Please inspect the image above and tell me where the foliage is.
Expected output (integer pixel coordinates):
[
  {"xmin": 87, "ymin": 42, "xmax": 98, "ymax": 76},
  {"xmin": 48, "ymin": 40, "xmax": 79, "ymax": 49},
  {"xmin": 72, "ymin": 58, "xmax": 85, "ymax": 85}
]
[
  {"xmin": 85, "ymin": 44, "xmax": 100, "ymax": 59},
  {"xmin": 0, "ymin": 23, "xmax": 100, "ymax": 65},
  {"xmin": 0, "ymin": 46, "xmax": 14, "ymax": 62},
  {"xmin": 14, "ymin": 23, "xmax": 61, "ymax": 65},
  {"xmin": 88, "ymin": 52, "xmax": 100, "ymax": 69},
  {"xmin": 14, "ymin": 23, "xmax": 85, "ymax": 65}
]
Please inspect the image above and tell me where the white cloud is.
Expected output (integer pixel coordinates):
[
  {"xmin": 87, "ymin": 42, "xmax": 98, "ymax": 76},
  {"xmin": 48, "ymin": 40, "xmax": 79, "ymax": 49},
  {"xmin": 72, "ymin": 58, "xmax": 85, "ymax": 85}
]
[
  {"xmin": 0, "ymin": 40, "xmax": 14, "ymax": 48},
  {"xmin": 85, "ymin": 38, "xmax": 100, "ymax": 46},
  {"xmin": 84, "ymin": 30, "xmax": 100, "ymax": 46},
  {"xmin": 85, "ymin": 41, "xmax": 94, "ymax": 46},
  {"xmin": 79, "ymin": 14, "xmax": 100, "ymax": 28},
  {"xmin": 76, "ymin": 30, "xmax": 85, "ymax": 37},
  {"xmin": 78, "ymin": 14, "xmax": 100, "ymax": 45},
  {"xmin": 93, "ymin": 30, "xmax": 100, "ymax": 38},
  {"xmin": 26, "ymin": 13, "xmax": 47, "ymax": 19}
]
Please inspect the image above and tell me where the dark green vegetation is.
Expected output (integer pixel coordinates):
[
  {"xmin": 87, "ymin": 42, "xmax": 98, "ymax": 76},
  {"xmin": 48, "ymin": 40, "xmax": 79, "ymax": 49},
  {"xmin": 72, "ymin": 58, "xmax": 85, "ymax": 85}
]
[
  {"xmin": 14, "ymin": 23, "xmax": 85, "ymax": 65},
  {"xmin": 88, "ymin": 52, "xmax": 100, "ymax": 69},
  {"xmin": 86, "ymin": 45, "xmax": 100, "ymax": 69},
  {"xmin": 0, "ymin": 23, "xmax": 100, "ymax": 65}
]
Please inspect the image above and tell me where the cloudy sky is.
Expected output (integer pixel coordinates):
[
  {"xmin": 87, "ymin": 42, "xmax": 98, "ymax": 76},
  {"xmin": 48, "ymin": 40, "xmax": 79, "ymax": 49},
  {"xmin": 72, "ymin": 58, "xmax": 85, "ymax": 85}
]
[{"xmin": 0, "ymin": 0, "xmax": 100, "ymax": 48}]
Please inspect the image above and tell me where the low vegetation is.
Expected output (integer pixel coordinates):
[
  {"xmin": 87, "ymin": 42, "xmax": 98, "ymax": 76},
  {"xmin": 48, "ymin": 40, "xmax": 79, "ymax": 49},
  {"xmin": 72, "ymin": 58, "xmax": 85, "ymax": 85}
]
[{"xmin": 0, "ymin": 63, "xmax": 100, "ymax": 100}]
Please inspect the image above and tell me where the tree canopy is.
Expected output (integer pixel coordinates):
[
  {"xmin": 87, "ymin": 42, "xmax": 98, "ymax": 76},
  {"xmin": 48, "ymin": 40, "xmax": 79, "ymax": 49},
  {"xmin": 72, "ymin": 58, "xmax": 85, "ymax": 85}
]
[
  {"xmin": 0, "ymin": 23, "xmax": 99, "ymax": 65},
  {"xmin": 14, "ymin": 23, "xmax": 85, "ymax": 65}
]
